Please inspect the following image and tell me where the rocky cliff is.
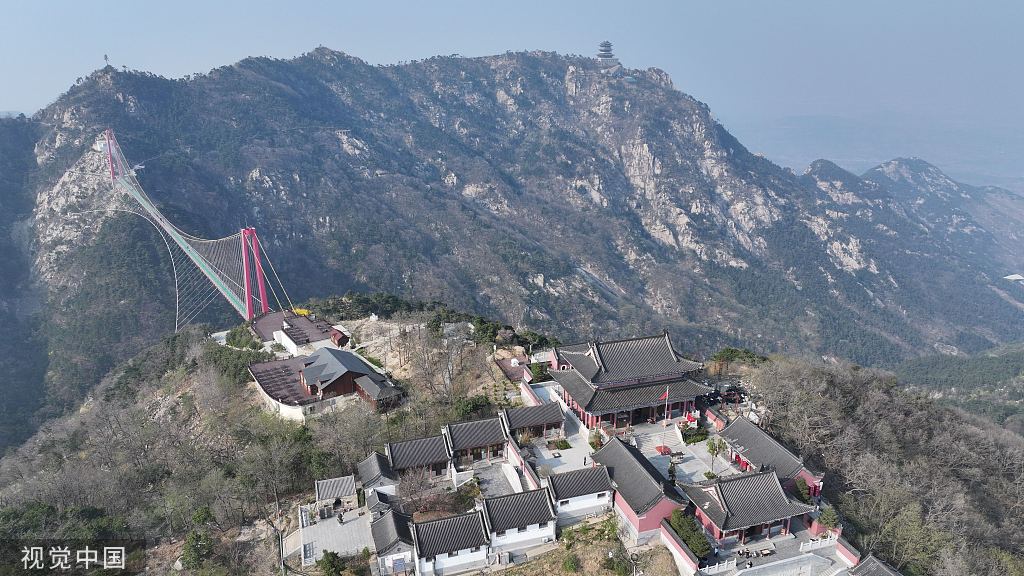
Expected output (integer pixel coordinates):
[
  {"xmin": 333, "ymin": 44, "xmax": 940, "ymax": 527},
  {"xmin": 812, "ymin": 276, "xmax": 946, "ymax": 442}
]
[{"xmin": 2, "ymin": 48, "xmax": 1024, "ymax": 447}]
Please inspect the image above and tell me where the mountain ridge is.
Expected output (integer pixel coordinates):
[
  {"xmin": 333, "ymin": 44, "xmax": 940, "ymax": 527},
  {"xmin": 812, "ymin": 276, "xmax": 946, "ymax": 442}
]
[{"xmin": 2, "ymin": 46, "xmax": 1024, "ymax": 447}]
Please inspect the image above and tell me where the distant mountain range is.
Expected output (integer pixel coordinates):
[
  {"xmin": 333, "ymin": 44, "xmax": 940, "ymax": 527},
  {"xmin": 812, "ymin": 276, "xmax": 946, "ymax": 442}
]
[{"xmin": 1, "ymin": 49, "xmax": 1023, "ymax": 448}]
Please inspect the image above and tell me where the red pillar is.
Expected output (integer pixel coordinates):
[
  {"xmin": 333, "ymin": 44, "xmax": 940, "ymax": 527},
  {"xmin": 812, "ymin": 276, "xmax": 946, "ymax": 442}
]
[{"xmin": 241, "ymin": 229, "xmax": 254, "ymax": 320}]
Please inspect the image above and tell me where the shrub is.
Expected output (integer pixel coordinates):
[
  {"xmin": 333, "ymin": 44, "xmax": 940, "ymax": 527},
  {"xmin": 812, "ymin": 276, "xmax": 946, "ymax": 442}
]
[
  {"xmin": 589, "ymin": 430, "xmax": 604, "ymax": 450},
  {"xmin": 181, "ymin": 529, "xmax": 214, "ymax": 569},
  {"xmin": 316, "ymin": 551, "xmax": 346, "ymax": 576},
  {"xmin": 711, "ymin": 347, "xmax": 767, "ymax": 364},
  {"xmin": 562, "ymin": 553, "xmax": 581, "ymax": 572},
  {"xmin": 795, "ymin": 477, "xmax": 812, "ymax": 503},
  {"xmin": 529, "ymin": 362, "xmax": 552, "ymax": 382},
  {"xmin": 704, "ymin": 471, "xmax": 717, "ymax": 480},
  {"xmin": 818, "ymin": 506, "xmax": 839, "ymax": 528},
  {"xmin": 681, "ymin": 427, "xmax": 708, "ymax": 445},
  {"xmin": 669, "ymin": 510, "xmax": 712, "ymax": 559},
  {"xmin": 225, "ymin": 325, "xmax": 261, "ymax": 350},
  {"xmin": 555, "ymin": 438, "xmax": 572, "ymax": 450}
]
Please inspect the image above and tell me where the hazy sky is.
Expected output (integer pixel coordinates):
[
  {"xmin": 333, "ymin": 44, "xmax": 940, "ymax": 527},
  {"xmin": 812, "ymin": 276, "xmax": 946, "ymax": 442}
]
[{"xmin": 3, "ymin": 0, "xmax": 1021, "ymax": 184}]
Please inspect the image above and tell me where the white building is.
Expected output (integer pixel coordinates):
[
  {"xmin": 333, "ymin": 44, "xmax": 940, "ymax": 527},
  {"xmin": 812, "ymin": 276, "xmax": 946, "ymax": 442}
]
[
  {"xmin": 371, "ymin": 509, "xmax": 414, "ymax": 575},
  {"xmin": 411, "ymin": 511, "xmax": 490, "ymax": 575},
  {"xmin": 481, "ymin": 488, "xmax": 557, "ymax": 553},
  {"xmin": 251, "ymin": 310, "xmax": 347, "ymax": 356},
  {"xmin": 545, "ymin": 466, "xmax": 614, "ymax": 526}
]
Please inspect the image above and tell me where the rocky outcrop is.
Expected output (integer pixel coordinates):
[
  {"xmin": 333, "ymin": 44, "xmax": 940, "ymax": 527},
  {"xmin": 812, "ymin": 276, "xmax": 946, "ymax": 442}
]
[{"xmin": 1, "ymin": 49, "xmax": 1023, "ymax": 439}]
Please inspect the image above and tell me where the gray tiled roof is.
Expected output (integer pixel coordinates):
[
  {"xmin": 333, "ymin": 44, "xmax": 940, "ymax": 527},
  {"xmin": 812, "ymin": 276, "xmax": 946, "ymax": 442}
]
[
  {"xmin": 302, "ymin": 347, "xmax": 377, "ymax": 386},
  {"xmin": 550, "ymin": 369, "xmax": 712, "ymax": 414},
  {"xmin": 592, "ymin": 437, "xmax": 680, "ymax": 514},
  {"xmin": 357, "ymin": 451, "xmax": 395, "ymax": 486},
  {"xmin": 547, "ymin": 466, "xmax": 613, "ymax": 501},
  {"xmin": 720, "ymin": 417, "xmax": 807, "ymax": 479},
  {"xmin": 366, "ymin": 488, "xmax": 392, "ymax": 513},
  {"xmin": 371, "ymin": 509, "xmax": 413, "ymax": 555},
  {"xmin": 502, "ymin": 403, "xmax": 564, "ymax": 431},
  {"xmin": 482, "ymin": 488, "xmax": 555, "ymax": 534},
  {"xmin": 355, "ymin": 374, "xmax": 401, "ymax": 401},
  {"xmin": 850, "ymin": 555, "xmax": 903, "ymax": 576},
  {"xmin": 315, "ymin": 475, "xmax": 356, "ymax": 501},
  {"xmin": 680, "ymin": 470, "xmax": 815, "ymax": 531},
  {"xmin": 554, "ymin": 332, "xmax": 702, "ymax": 384},
  {"xmin": 388, "ymin": 435, "xmax": 451, "ymax": 471},
  {"xmin": 446, "ymin": 418, "xmax": 507, "ymax": 451},
  {"xmin": 412, "ymin": 511, "xmax": 489, "ymax": 558}
]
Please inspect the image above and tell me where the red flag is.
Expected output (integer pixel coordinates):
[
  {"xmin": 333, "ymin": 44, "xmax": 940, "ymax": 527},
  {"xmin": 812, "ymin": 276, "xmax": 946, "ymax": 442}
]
[{"xmin": 659, "ymin": 385, "xmax": 669, "ymax": 401}]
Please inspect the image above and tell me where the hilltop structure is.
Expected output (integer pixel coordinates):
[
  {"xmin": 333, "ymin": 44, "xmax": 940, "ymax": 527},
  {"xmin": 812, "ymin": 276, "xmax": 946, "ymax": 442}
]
[{"xmin": 547, "ymin": 332, "xmax": 710, "ymax": 431}]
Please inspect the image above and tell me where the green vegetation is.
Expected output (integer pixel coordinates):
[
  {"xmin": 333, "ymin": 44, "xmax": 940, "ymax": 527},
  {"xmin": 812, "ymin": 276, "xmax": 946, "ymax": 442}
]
[
  {"xmin": 680, "ymin": 427, "xmax": 708, "ymax": 445},
  {"xmin": 308, "ymin": 292, "xmax": 427, "ymax": 320},
  {"xmin": 554, "ymin": 438, "xmax": 572, "ymax": 450},
  {"xmin": 706, "ymin": 437, "xmax": 727, "ymax": 475},
  {"xmin": 896, "ymin": 347, "xmax": 1024, "ymax": 390},
  {"xmin": 794, "ymin": 477, "xmax": 812, "ymax": 504},
  {"xmin": 711, "ymin": 347, "xmax": 768, "ymax": 364},
  {"xmin": 669, "ymin": 509, "xmax": 712, "ymax": 558},
  {"xmin": 561, "ymin": 553, "xmax": 581, "ymax": 572},
  {"xmin": 818, "ymin": 506, "xmax": 839, "ymax": 529},
  {"xmin": 182, "ymin": 529, "xmax": 215, "ymax": 569},
  {"xmin": 895, "ymin": 346, "xmax": 1024, "ymax": 431},
  {"xmin": 225, "ymin": 324, "xmax": 261, "ymax": 350},
  {"xmin": 530, "ymin": 362, "xmax": 552, "ymax": 382},
  {"xmin": 202, "ymin": 345, "xmax": 273, "ymax": 385},
  {"xmin": 453, "ymin": 394, "xmax": 492, "ymax": 421},
  {"xmin": 316, "ymin": 551, "xmax": 347, "ymax": 576}
]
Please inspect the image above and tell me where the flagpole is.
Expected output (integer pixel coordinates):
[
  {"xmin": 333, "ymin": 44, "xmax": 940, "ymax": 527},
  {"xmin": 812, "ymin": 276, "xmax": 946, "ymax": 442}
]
[{"xmin": 663, "ymin": 383, "xmax": 670, "ymax": 425}]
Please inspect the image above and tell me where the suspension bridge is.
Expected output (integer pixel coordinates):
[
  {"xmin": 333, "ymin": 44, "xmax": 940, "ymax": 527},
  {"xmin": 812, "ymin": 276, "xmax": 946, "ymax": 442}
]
[{"xmin": 87, "ymin": 129, "xmax": 293, "ymax": 330}]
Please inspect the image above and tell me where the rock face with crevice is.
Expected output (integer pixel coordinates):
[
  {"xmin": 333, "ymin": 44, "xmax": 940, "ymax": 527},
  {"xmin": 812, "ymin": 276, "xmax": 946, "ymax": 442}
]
[{"xmin": 2, "ymin": 48, "xmax": 1024, "ymax": 445}]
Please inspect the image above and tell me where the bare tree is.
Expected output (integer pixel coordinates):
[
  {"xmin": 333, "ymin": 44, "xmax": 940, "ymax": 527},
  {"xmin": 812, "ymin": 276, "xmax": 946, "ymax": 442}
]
[{"xmin": 397, "ymin": 467, "xmax": 433, "ymax": 515}]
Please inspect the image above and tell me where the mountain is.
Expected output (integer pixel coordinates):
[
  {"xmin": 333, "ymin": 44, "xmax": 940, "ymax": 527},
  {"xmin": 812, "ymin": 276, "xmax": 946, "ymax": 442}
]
[
  {"xmin": 2, "ymin": 48, "xmax": 1024, "ymax": 448},
  {"xmin": 895, "ymin": 343, "xmax": 1024, "ymax": 434}
]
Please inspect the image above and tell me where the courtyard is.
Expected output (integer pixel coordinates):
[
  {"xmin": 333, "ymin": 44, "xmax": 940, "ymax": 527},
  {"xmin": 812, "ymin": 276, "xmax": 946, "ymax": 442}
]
[{"xmin": 298, "ymin": 506, "xmax": 374, "ymax": 566}]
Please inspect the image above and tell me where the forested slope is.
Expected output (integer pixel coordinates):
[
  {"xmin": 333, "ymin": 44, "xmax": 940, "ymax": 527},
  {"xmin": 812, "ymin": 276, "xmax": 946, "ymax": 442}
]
[{"xmin": 748, "ymin": 359, "xmax": 1024, "ymax": 576}]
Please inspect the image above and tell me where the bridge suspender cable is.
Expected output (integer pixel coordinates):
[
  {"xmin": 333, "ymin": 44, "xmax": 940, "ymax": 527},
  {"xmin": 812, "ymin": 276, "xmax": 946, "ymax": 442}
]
[{"xmin": 86, "ymin": 129, "xmax": 294, "ymax": 330}]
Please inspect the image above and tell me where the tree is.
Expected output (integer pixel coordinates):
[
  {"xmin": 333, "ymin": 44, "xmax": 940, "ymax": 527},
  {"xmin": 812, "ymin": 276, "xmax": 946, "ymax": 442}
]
[
  {"xmin": 795, "ymin": 477, "xmax": 812, "ymax": 503},
  {"xmin": 669, "ymin": 509, "xmax": 712, "ymax": 559},
  {"xmin": 182, "ymin": 529, "xmax": 214, "ymax": 569},
  {"xmin": 239, "ymin": 435, "xmax": 298, "ymax": 515},
  {"xmin": 818, "ymin": 506, "xmax": 839, "ymax": 529},
  {"xmin": 706, "ymin": 438, "xmax": 727, "ymax": 474},
  {"xmin": 397, "ymin": 467, "xmax": 433, "ymax": 514},
  {"xmin": 316, "ymin": 551, "xmax": 346, "ymax": 576}
]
